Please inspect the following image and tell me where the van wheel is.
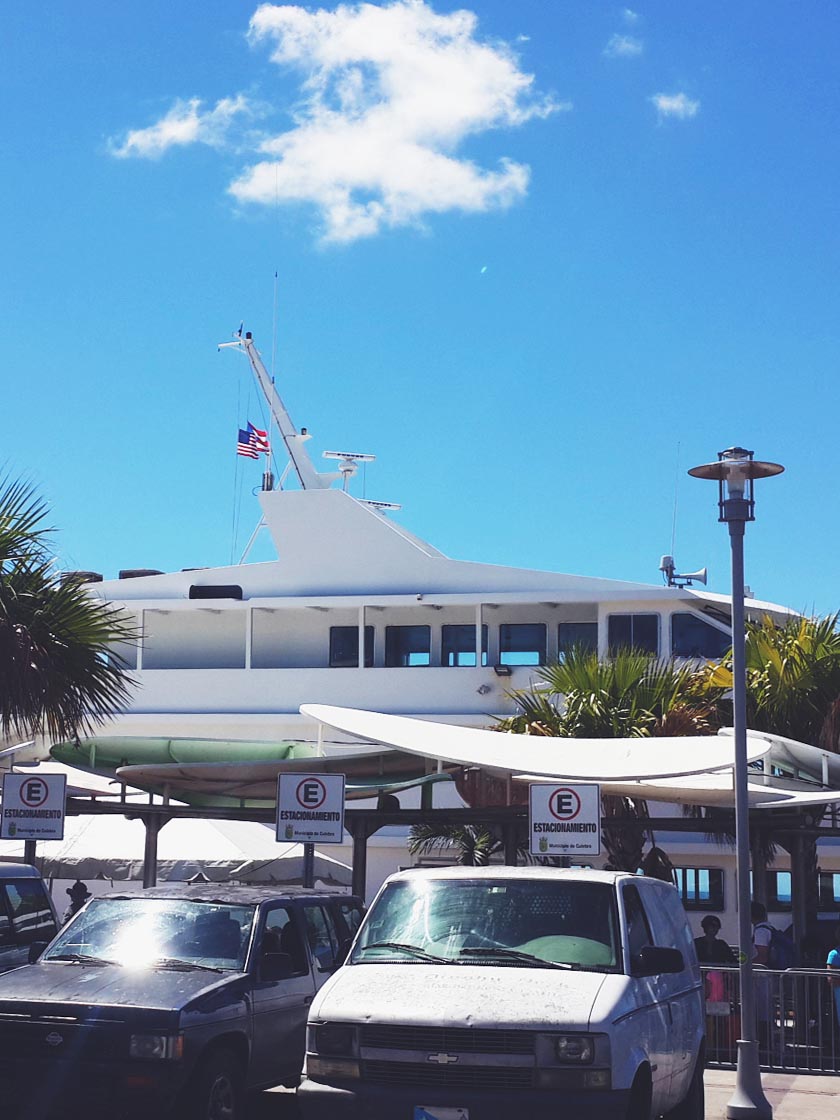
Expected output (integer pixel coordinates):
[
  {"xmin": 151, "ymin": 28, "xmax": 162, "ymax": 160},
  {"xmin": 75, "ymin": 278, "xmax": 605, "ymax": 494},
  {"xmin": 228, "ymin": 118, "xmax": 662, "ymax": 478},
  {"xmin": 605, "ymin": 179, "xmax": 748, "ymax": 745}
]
[
  {"xmin": 626, "ymin": 1068, "xmax": 652, "ymax": 1120},
  {"xmin": 663, "ymin": 1051, "xmax": 705, "ymax": 1120},
  {"xmin": 186, "ymin": 1047, "xmax": 244, "ymax": 1120}
]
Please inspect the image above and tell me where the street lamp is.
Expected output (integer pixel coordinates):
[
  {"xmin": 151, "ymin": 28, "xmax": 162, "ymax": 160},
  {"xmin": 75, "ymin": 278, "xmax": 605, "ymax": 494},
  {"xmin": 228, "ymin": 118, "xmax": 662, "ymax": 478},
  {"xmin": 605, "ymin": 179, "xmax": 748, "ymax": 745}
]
[{"xmin": 689, "ymin": 447, "xmax": 783, "ymax": 1120}]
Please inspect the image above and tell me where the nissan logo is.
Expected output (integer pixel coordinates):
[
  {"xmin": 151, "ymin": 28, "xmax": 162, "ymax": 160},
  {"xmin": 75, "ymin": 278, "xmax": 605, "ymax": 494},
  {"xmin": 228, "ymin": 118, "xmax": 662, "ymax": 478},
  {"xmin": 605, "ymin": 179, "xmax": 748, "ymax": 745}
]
[
  {"xmin": 45, "ymin": 1032, "xmax": 64, "ymax": 1047},
  {"xmin": 426, "ymin": 1052, "xmax": 459, "ymax": 1065}
]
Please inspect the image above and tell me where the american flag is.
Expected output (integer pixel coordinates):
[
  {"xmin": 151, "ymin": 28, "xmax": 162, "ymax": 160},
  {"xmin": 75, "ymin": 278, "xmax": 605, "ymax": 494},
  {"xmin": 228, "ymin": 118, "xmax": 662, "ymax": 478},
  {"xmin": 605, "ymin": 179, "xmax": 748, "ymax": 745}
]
[{"xmin": 236, "ymin": 422, "xmax": 270, "ymax": 459}]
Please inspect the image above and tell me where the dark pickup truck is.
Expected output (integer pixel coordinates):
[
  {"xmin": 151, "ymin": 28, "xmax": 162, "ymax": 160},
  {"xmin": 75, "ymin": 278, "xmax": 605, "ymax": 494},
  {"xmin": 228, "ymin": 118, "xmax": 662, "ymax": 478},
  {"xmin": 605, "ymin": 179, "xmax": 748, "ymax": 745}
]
[{"xmin": 0, "ymin": 883, "xmax": 363, "ymax": 1119}]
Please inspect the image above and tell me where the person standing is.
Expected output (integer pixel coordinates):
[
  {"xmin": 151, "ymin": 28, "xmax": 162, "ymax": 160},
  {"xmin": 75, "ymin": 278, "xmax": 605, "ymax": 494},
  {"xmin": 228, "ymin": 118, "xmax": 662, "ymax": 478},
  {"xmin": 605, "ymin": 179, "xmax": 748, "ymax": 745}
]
[
  {"xmin": 751, "ymin": 901, "xmax": 774, "ymax": 1057},
  {"xmin": 694, "ymin": 915, "xmax": 736, "ymax": 964},
  {"xmin": 63, "ymin": 880, "xmax": 91, "ymax": 924},
  {"xmin": 828, "ymin": 922, "xmax": 840, "ymax": 1027}
]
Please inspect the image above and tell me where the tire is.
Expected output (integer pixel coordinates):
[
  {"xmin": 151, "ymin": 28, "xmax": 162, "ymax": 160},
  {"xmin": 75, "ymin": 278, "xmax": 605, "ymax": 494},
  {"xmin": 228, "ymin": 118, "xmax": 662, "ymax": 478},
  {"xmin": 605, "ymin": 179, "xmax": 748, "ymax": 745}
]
[
  {"xmin": 663, "ymin": 1051, "xmax": 705, "ymax": 1120},
  {"xmin": 626, "ymin": 1068, "xmax": 652, "ymax": 1120},
  {"xmin": 186, "ymin": 1047, "xmax": 244, "ymax": 1120}
]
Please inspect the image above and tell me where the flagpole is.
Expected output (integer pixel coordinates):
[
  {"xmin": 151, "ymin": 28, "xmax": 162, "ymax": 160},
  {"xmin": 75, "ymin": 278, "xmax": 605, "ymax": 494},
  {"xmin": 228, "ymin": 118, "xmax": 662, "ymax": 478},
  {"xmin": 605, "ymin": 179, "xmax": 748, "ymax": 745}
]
[{"xmin": 268, "ymin": 270, "xmax": 279, "ymax": 489}]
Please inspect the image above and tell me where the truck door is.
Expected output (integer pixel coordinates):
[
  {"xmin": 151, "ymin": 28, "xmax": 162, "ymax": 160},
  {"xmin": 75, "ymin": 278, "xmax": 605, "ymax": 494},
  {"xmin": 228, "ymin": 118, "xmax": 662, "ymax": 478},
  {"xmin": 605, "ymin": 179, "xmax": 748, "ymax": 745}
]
[
  {"xmin": 249, "ymin": 905, "xmax": 316, "ymax": 1087},
  {"xmin": 302, "ymin": 902, "xmax": 342, "ymax": 991}
]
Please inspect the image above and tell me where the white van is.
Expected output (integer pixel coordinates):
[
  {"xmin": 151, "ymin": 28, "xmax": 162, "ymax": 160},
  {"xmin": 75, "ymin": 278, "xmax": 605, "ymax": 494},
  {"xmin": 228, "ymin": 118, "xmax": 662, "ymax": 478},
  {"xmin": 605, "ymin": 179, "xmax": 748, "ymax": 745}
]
[{"xmin": 298, "ymin": 867, "xmax": 705, "ymax": 1120}]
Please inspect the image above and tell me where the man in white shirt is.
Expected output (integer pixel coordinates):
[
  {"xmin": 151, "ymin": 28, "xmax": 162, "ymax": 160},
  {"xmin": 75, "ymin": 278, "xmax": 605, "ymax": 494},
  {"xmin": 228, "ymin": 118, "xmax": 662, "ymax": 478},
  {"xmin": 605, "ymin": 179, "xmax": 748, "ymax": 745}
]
[{"xmin": 750, "ymin": 901, "xmax": 773, "ymax": 1056}]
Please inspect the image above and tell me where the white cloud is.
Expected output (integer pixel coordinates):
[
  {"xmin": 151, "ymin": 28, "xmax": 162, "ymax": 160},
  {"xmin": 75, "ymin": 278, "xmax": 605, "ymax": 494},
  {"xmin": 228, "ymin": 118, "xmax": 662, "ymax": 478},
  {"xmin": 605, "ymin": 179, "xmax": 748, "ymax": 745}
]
[
  {"xmin": 110, "ymin": 3, "xmax": 560, "ymax": 242},
  {"xmin": 623, "ymin": 8, "xmax": 639, "ymax": 23},
  {"xmin": 111, "ymin": 95, "xmax": 252, "ymax": 159},
  {"xmin": 650, "ymin": 92, "xmax": 700, "ymax": 121},
  {"xmin": 603, "ymin": 33, "xmax": 643, "ymax": 59},
  {"xmin": 228, "ymin": 1, "xmax": 561, "ymax": 242}
]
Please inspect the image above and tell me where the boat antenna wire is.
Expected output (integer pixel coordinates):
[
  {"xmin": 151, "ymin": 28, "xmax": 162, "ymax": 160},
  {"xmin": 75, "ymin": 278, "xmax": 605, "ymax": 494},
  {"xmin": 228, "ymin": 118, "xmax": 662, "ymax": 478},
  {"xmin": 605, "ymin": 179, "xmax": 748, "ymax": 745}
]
[{"xmin": 669, "ymin": 441, "xmax": 681, "ymax": 573}]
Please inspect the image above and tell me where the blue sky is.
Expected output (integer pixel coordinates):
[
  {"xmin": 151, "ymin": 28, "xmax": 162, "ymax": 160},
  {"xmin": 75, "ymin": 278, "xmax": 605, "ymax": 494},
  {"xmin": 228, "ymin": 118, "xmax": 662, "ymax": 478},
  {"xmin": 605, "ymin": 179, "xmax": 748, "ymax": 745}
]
[{"xmin": 1, "ymin": 2, "xmax": 838, "ymax": 613}]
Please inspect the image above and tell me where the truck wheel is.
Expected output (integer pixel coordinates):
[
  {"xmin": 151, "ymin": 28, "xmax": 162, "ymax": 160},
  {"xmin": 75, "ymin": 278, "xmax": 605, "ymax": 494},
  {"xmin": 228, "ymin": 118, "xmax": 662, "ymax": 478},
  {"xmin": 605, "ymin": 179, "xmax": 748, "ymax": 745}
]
[
  {"xmin": 663, "ymin": 1051, "xmax": 705, "ymax": 1120},
  {"xmin": 187, "ymin": 1047, "xmax": 244, "ymax": 1120},
  {"xmin": 626, "ymin": 1068, "xmax": 652, "ymax": 1120}
]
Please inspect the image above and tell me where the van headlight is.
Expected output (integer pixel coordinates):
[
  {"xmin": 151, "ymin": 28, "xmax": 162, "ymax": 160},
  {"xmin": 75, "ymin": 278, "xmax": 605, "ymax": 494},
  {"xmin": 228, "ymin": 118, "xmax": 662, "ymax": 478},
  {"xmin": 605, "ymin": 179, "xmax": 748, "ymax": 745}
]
[
  {"xmin": 554, "ymin": 1034, "xmax": 595, "ymax": 1063},
  {"xmin": 305, "ymin": 1022, "xmax": 360, "ymax": 1080},
  {"xmin": 129, "ymin": 1033, "xmax": 184, "ymax": 1061}
]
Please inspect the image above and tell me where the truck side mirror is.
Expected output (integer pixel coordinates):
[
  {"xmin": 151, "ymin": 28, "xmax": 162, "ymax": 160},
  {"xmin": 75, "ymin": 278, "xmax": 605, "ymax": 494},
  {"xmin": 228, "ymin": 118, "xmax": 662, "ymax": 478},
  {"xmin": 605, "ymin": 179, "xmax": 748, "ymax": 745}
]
[
  {"xmin": 28, "ymin": 942, "xmax": 48, "ymax": 964},
  {"xmin": 632, "ymin": 945, "xmax": 684, "ymax": 976}
]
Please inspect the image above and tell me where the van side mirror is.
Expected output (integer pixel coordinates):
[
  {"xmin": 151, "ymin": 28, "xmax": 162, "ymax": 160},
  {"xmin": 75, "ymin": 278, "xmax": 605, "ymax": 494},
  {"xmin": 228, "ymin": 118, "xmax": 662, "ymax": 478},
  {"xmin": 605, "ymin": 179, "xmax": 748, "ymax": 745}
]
[
  {"xmin": 28, "ymin": 942, "xmax": 48, "ymax": 964},
  {"xmin": 632, "ymin": 945, "xmax": 684, "ymax": 976}
]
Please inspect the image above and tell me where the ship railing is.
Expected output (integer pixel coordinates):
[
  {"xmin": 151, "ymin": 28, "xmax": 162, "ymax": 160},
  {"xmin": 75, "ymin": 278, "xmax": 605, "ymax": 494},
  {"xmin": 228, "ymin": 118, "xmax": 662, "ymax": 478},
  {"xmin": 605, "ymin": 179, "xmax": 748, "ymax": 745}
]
[{"xmin": 700, "ymin": 964, "xmax": 840, "ymax": 1074}]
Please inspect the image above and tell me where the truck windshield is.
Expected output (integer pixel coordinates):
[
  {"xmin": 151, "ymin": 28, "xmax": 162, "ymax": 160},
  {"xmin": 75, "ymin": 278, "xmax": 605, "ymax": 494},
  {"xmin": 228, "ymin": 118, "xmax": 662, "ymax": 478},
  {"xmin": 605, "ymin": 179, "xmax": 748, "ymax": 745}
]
[
  {"xmin": 42, "ymin": 899, "xmax": 256, "ymax": 971},
  {"xmin": 353, "ymin": 878, "xmax": 619, "ymax": 970}
]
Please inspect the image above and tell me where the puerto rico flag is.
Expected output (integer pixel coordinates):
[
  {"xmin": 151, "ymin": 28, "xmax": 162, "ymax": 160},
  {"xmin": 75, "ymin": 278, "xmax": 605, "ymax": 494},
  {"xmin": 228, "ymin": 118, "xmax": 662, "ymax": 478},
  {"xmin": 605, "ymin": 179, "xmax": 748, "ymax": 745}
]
[{"xmin": 236, "ymin": 422, "xmax": 270, "ymax": 459}]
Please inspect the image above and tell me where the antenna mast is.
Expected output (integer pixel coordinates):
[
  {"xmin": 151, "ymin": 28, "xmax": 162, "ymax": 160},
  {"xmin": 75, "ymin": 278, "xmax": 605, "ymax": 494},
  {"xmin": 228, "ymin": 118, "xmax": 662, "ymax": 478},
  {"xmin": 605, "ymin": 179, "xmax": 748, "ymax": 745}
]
[{"xmin": 220, "ymin": 330, "xmax": 339, "ymax": 491}]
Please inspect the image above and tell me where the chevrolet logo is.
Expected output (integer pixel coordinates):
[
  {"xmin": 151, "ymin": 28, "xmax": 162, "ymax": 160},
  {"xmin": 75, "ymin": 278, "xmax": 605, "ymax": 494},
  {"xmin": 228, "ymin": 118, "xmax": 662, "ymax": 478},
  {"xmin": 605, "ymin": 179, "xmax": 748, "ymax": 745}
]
[
  {"xmin": 426, "ymin": 1052, "xmax": 459, "ymax": 1065},
  {"xmin": 44, "ymin": 1033, "xmax": 64, "ymax": 1047}
]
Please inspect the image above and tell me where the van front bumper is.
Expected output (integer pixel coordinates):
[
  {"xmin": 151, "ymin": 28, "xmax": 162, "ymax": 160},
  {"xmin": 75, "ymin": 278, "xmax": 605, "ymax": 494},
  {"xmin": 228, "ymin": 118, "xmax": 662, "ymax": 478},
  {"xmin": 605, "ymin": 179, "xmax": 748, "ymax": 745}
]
[{"xmin": 298, "ymin": 1077, "xmax": 632, "ymax": 1120}]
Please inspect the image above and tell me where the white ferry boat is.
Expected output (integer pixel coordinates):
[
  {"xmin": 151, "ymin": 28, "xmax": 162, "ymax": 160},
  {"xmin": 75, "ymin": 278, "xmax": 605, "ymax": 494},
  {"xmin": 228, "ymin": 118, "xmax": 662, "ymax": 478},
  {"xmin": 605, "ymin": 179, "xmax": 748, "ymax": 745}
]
[{"xmin": 50, "ymin": 330, "xmax": 840, "ymax": 940}]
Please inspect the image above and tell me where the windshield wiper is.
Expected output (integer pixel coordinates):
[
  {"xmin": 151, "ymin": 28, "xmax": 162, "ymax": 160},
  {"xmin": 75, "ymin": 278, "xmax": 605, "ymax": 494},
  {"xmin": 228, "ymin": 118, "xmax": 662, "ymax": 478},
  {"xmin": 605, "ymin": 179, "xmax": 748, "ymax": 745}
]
[
  {"xmin": 47, "ymin": 953, "xmax": 110, "ymax": 966},
  {"xmin": 362, "ymin": 941, "xmax": 451, "ymax": 963},
  {"xmin": 458, "ymin": 948, "xmax": 573, "ymax": 969},
  {"xmin": 153, "ymin": 957, "xmax": 224, "ymax": 973}
]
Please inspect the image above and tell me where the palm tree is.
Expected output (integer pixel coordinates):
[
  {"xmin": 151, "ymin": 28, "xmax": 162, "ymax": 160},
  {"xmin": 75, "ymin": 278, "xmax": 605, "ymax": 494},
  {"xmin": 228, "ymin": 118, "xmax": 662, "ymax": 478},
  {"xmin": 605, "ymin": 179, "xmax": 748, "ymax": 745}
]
[
  {"xmin": 409, "ymin": 648, "xmax": 720, "ymax": 871},
  {"xmin": 0, "ymin": 476, "xmax": 135, "ymax": 743},
  {"xmin": 702, "ymin": 613, "xmax": 840, "ymax": 936}
]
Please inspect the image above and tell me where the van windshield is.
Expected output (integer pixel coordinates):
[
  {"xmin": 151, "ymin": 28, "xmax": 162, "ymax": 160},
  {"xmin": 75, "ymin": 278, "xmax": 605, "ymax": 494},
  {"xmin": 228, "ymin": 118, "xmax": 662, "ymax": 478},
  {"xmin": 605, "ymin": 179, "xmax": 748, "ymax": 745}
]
[{"xmin": 353, "ymin": 878, "xmax": 619, "ymax": 971}]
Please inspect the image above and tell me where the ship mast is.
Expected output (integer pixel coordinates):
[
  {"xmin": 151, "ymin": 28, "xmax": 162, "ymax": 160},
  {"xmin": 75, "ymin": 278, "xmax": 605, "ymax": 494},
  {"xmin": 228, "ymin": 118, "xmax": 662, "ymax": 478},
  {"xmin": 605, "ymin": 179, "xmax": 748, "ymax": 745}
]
[{"xmin": 220, "ymin": 329, "xmax": 339, "ymax": 491}]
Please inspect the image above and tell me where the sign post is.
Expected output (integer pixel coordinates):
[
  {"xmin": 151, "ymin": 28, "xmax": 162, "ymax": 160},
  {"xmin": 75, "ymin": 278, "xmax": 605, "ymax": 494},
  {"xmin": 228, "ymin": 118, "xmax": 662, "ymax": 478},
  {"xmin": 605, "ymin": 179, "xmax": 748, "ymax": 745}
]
[
  {"xmin": 529, "ymin": 782, "xmax": 600, "ymax": 858},
  {"xmin": 1, "ymin": 773, "xmax": 67, "ymax": 841}
]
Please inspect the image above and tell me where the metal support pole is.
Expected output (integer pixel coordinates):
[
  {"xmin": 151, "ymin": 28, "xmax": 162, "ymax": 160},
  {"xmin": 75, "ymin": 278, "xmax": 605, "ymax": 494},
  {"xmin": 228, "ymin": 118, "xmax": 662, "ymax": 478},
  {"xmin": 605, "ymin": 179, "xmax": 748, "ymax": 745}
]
[
  {"xmin": 502, "ymin": 821, "xmax": 518, "ymax": 866},
  {"xmin": 23, "ymin": 840, "xmax": 37, "ymax": 865},
  {"xmin": 302, "ymin": 842, "xmax": 315, "ymax": 889},
  {"xmin": 142, "ymin": 817, "xmax": 161, "ymax": 889},
  {"xmin": 726, "ymin": 521, "xmax": 772, "ymax": 1120},
  {"xmin": 351, "ymin": 824, "xmax": 369, "ymax": 903}
]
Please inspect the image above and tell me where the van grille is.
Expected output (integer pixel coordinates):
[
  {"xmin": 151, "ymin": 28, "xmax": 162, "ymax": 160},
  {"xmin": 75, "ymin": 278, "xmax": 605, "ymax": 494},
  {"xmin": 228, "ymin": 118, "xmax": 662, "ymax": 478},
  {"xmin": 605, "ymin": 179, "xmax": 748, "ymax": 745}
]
[
  {"xmin": 362, "ymin": 1059, "xmax": 534, "ymax": 1091},
  {"xmin": 359, "ymin": 1025, "xmax": 535, "ymax": 1054}
]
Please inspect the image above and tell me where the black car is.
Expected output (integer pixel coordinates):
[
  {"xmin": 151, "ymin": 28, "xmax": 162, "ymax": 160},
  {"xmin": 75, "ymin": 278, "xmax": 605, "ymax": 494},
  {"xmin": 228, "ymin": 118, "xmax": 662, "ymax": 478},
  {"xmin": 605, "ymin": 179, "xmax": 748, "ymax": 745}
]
[{"xmin": 0, "ymin": 883, "xmax": 363, "ymax": 1119}]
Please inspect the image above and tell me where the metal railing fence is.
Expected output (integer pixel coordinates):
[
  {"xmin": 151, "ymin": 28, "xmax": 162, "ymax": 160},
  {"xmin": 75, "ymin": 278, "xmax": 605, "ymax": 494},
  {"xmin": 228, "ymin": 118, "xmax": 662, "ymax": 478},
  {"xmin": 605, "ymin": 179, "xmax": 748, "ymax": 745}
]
[{"xmin": 701, "ymin": 965, "xmax": 840, "ymax": 1074}]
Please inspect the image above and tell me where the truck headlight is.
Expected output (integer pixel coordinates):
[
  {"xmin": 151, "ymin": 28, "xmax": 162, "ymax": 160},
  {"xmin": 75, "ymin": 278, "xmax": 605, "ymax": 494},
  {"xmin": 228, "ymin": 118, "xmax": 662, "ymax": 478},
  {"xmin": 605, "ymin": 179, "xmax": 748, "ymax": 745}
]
[
  {"xmin": 554, "ymin": 1034, "xmax": 595, "ymax": 1063},
  {"xmin": 129, "ymin": 1033, "xmax": 184, "ymax": 1061}
]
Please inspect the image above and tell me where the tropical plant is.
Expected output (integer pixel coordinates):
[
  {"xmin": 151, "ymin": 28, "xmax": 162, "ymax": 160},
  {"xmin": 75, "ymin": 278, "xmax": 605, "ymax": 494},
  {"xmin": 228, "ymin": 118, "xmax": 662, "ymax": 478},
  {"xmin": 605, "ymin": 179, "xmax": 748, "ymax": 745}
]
[
  {"xmin": 407, "ymin": 822, "xmax": 507, "ymax": 866},
  {"xmin": 0, "ymin": 476, "xmax": 136, "ymax": 743}
]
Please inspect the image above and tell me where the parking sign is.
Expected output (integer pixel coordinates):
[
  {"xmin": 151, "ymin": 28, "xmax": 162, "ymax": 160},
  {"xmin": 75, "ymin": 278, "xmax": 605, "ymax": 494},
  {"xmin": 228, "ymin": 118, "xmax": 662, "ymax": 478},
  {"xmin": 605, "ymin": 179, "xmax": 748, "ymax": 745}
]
[
  {"xmin": 276, "ymin": 773, "xmax": 345, "ymax": 844},
  {"xmin": 1, "ymin": 773, "xmax": 67, "ymax": 840},
  {"xmin": 529, "ymin": 782, "xmax": 600, "ymax": 856}
]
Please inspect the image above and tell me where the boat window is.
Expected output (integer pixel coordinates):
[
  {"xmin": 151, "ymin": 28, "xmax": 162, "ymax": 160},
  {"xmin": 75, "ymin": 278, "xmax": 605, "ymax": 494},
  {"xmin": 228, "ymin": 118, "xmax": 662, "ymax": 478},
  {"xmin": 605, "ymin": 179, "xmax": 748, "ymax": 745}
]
[
  {"xmin": 499, "ymin": 623, "xmax": 546, "ymax": 666},
  {"xmin": 385, "ymin": 626, "xmax": 431, "ymax": 667},
  {"xmin": 818, "ymin": 872, "xmax": 840, "ymax": 910},
  {"xmin": 441, "ymin": 625, "xmax": 488, "ymax": 667},
  {"xmin": 558, "ymin": 621, "xmax": 598, "ymax": 658},
  {"xmin": 672, "ymin": 867, "xmax": 724, "ymax": 911},
  {"xmin": 671, "ymin": 612, "xmax": 731, "ymax": 659},
  {"xmin": 329, "ymin": 626, "xmax": 374, "ymax": 668},
  {"xmin": 607, "ymin": 614, "xmax": 659, "ymax": 656},
  {"xmin": 767, "ymin": 871, "xmax": 792, "ymax": 912}
]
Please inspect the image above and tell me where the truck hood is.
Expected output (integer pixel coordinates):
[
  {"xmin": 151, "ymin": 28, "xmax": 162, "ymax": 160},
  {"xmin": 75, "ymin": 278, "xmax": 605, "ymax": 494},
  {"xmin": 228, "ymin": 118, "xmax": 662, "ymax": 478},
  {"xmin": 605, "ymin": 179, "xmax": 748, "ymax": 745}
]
[
  {"xmin": 313, "ymin": 964, "xmax": 608, "ymax": 1031},
  {"xmin": 0, "ymin": 961, "xmax": 241, "ymax": 1013}
]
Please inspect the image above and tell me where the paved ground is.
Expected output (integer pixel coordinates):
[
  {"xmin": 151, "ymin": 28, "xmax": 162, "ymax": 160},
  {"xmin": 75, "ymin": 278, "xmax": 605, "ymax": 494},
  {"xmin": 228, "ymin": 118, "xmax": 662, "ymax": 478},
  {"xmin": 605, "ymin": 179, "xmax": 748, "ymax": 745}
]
[
  {"xmin": 703, "ymin": 1070, "xmax": 839, "ymax": 1119},
  {"xmin": 252, "ymin": 1073, "xmax": 840, "ymax": 1118}
]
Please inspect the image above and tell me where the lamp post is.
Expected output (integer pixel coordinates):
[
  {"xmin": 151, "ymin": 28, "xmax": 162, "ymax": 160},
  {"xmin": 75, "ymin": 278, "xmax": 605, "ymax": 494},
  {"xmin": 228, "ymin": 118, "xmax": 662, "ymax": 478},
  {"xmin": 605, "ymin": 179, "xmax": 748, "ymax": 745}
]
[{"xmin": 688, "ymin": 447, "xmax": 783, "ymax": 1120}]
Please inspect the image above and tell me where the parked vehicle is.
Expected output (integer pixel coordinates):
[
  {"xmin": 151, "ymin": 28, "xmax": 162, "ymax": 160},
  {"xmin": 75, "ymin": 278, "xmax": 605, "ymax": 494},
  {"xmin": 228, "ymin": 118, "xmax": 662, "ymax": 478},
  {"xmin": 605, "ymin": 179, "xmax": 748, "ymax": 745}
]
[
  {"xmin": 299, "ymin": 867, "xmax": 705, "ymax": 1120},
  {"xmin": 0, "ymin": 883, "xmax": 363, "ymax": 1118},
  {"xmin": 0, "ymin": 862, "xmax": 58, "ymax": 974}
]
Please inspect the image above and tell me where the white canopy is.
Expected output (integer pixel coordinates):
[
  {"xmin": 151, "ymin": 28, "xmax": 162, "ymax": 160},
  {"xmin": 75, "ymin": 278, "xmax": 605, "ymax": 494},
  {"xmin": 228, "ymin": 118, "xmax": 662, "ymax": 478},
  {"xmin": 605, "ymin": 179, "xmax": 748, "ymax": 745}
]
[
  {"xmin": 299, "ymin": 704, "xmax": 772, "ymax": 781},
  {"xmin": 0, "ymin": 815, "xmax": 351, "ymax": 886}
]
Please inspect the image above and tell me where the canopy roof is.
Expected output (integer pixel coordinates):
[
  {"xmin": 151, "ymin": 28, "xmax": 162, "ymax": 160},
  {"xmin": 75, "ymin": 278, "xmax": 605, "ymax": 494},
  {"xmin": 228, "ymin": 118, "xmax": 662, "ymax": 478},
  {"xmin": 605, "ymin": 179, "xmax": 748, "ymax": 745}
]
[{"xmin": 0, "ymin": 815, "xmax": 351, "ymax": 885}]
